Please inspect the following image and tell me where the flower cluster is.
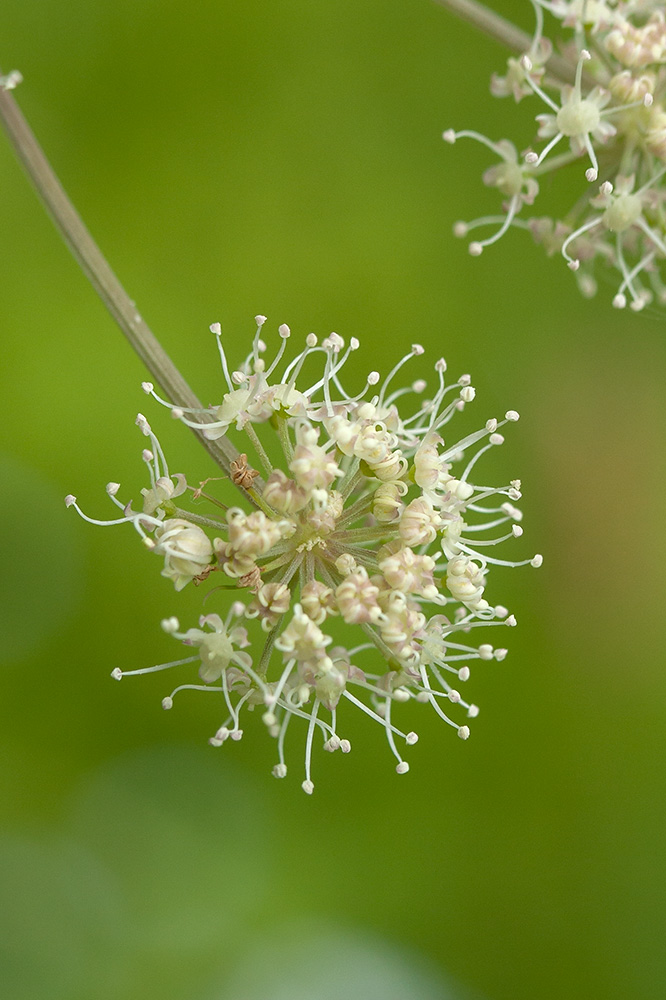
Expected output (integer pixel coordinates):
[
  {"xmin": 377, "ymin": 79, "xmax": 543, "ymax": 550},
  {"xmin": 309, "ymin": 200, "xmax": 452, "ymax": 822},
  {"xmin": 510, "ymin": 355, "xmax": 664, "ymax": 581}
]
[
  {"xmin": 445, "ymin": 0, "xmax": 666, "ymax": 310},
  {"xmin": 66, "ymin": 318, "xmax": 540, "ymax": 792}
]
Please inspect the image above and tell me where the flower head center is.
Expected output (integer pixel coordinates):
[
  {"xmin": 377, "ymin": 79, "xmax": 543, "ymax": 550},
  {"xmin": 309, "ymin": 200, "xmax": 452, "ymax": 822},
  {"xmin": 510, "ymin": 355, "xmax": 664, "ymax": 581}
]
[
  {"xmin": 557, "ymin": 98, "xmax": 600, "ymax": 138},
  {"xmin": 603, "ymin": 192, "xmax": 643, "ymax": 232}
]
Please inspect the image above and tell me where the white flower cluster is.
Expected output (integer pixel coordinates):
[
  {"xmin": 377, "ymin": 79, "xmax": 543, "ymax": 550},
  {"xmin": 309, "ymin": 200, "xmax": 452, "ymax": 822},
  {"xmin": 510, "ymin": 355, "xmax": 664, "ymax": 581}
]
[
  {"xmin": 67, "ymin": 317, "xmax": 541, "ymax": 792},
  {"xmin": 445, "ymin": 0, "xmax": 666, "ymax": 309}
]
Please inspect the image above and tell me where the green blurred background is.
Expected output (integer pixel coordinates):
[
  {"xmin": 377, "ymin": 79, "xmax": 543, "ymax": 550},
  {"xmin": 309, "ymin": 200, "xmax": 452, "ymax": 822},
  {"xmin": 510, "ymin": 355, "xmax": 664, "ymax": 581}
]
[{"xmin": 2, "ymin": 1, "xmax": 666, "ymax": 998}]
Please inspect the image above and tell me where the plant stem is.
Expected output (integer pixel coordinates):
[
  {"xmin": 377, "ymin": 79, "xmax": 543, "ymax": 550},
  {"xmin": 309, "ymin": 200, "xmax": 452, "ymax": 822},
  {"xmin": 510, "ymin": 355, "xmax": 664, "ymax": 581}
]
[
  {"xmin": 432, "ymin": 0, "xmax": 577, "ymax": 86},
  {"xmin": 0, "ymin": 81, "xmax": 240, "ymax": 475}
]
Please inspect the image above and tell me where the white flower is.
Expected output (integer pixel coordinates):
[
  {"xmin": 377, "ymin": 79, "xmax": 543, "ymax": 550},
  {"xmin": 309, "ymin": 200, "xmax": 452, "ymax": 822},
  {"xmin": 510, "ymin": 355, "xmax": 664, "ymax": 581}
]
[
  {"xmin": 154, "ymin": 518, "xmax": 214, "ymax": 590},
  {"xmin": 73, "ymin": 319, "xmax": 540, "ymax": 790},
  {"xmin": 447, "ymin": 555, "xmax": 488, "ymax": 613},
  {"xmin": 445, "ymin": 1, "xmax": 666, "ymax": 307},
  {"xmin": 179, "ymin": 613, "xmax": 252, "ymax": 683}
]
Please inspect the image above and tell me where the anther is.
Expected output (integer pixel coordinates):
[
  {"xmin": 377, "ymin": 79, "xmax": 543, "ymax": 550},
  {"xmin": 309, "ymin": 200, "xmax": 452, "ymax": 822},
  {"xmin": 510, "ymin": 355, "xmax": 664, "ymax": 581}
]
[
  {"xmin": 525, "ymin": 151, "xmax": 538, "ymax": 164},
  {"xmin": 106, "ymin": 482, "xmax": 120, "ymax": 496},
  {"xmin": 512, "ymin": 525, "xmax": 523, "ymax": 537},
  {"xmin": 411, "ymin": 344, "xmax": 425, "ymax": 355},
  {"xmin": 396, "ymin": 762, "xmax": 410, "ymax": 774},
  {"xmin": 162, "ymin": 697, "xmax": 173, "ymax": 710},
  {"xmin": 447, "ymin": 690, "xmax": 461, "ymax": 703},
  {"xmin": 142, "ymin": 449, "xmax": 153, "ymax": 462},
  {"xmin": 469, "ymin": 241, "xmax": 483, "ymax": 256},
  {"xmin": 161, "ymin": 617, "xmax": 180, "ymax": 633},
  {"xmin": 505, "ymin": 410, "xmax": 519, "ymax": 421},
  {"xmin": 171, "ymin": 408, "xmax": 184, "ymax": 419},
  {"xmin": 278, "ymin": 323, "xmax": 291, "ymax": 338},
  {"xmin": 458, "ymin": 666, "xmax": 470, "ymax": 681},
  {"xmin": 489, "ymin": 433, "xmax": 504, "ymax": 445},
  {"xmin": 141, "ymin": 381, "xmax": 153, "ymax": 393},
  {"xmin": 230, "ymin": 730, "xmax": 243, "ymax": 741},
  {"xmin": 272, "ymin": 763, "xmax": 287, "ymax": 778},
  {"xmin": 302, "ymin": 779, "xmax": 315, "ymax": 794},
  {"xmin": 367, "ymin": 371, "xmax": 380, "ymax": 385},
  {"xmin": 306, "ymin": 333, "xmax": 317, "ymax": 347},
  {"xmin": 506, "ymin": 614, "xmax": 517, "ymax": 626},
  {"xmin": 585, "ymin": 167, "xmax": 598, "ymax": 182},
  {"xmin": 613, "ymin": 293, "xmax": 627, "ymax": 309},
  {"xmin": 467, "ymin": 705, "xmax": 479, "ymax": 718},
  {"xmin": 442, "ymin": 129, "xmax": 457, "ymax": 143},
  {"xmin": 568, "ymin": 259, "xmax": 580, "ymax": 272},
  {"xmin": 255, "ymin": 315, "xmax": 267, "ymax": 327},
  {"xmin": 340, "ymin": 739, "xmax": 351, "ymax": 753},
  {"xmin": 531, "ymin": 554, "xmax": 543, "ymax": 567},
  {"xmin": 65, "ymin": 494, "xmax": 76, "ymax": 507},
  {"xmin": 110, "ymin": 667, "xmax": 123, "ymax": 681},
  {"xmin": 405, "ymin": 731, "xmax": 419, "ymax": 745},
  {"xmin": 457, "ymin": 725, "xmax": 471, "ymax": 739}
]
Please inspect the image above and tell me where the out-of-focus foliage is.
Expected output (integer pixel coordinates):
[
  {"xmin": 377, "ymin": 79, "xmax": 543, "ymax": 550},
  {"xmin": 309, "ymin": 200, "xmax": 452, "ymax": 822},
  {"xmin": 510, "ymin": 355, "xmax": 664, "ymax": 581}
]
[{"xmin": 1, "ymin": 2, "xmax": 666, "ymax": 999}]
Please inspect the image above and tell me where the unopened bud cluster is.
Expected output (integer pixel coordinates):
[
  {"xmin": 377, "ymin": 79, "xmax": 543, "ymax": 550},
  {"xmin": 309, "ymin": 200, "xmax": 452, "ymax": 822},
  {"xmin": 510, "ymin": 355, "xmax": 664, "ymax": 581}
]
[
  {"xmin": 67, "ymin": 317, "xmax": 540, "ymax": 791},
  {"xmin": 445, "ymin": 0, "xmax": 666, "ymax": 309}
]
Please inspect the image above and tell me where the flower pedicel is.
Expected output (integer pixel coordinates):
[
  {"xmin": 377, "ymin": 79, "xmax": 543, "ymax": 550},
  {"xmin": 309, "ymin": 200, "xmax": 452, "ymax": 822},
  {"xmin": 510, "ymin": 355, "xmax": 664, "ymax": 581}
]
[{"xmin": 66, "ymin": 318, "xmax": 541, "ymax": 792}]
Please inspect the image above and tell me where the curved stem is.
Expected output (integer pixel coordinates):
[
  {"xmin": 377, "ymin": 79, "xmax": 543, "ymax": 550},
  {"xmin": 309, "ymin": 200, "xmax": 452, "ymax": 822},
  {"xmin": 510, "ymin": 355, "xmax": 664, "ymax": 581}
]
[{"xmin": 0, "ymin": 83, "xmax": 240, "ymax": 475}]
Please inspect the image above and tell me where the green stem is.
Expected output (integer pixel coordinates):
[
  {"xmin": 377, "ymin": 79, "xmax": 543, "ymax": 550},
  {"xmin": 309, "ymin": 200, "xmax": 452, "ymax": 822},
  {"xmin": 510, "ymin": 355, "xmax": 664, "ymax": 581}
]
[
  {"xmin": 276, "ymin": 415, "xmax": 294, "ymax": 463},
  {"xmin": 0, "ymin": 82, "xmax": 240, "ymax": 475},
  {"xmin": 171, "ymin": 507, "xmax": 227, "ymax": 530},
  {"xmin": 336, "ymin": 491, "xmax": 374, "ymax": 529},
  {"xmin": 335, "ymin": 525, "xmax": 393, "ymax": 544},
  {"xmin": 244, "ymin": 423, "xmax": 273, "ymax": 475}
]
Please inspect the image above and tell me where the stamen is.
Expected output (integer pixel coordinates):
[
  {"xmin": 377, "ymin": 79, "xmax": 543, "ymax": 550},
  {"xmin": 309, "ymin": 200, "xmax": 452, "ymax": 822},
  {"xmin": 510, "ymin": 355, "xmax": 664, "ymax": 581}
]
[
  {"xmin": 418, "ymin": 665, "xmax": 460, "ymax": 731},
  {"xmin": 342, "ymin": 690, "xmax": 412, "ymax": 740},
  {"xmin": 377, "ymin": 345, "xmax": 424, "ymax": 407},
  {"xmin": 526, "ymin": 131, "xmax": 564, "ymax": 169},
  {"xmin": 303, "ymin": 698, "xmax": 320, "ymax": 793},
  {"xmin": 468, "ymin": 194, "xmax": 520, "ymax": 255},
  {"xmin": 560, "ymin": 217, "xmax": 602, "ymax": 268},
  {"xmin": 209, "ymin": 323, "xmax": 234, "ymax": 391},
  {"xmin": 265, "ymin": 658, "xmax": 296, "ymax": 708},
  {"xmin": 111, "ymin": 655, "xmax": 198, "ymax": 678}
]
